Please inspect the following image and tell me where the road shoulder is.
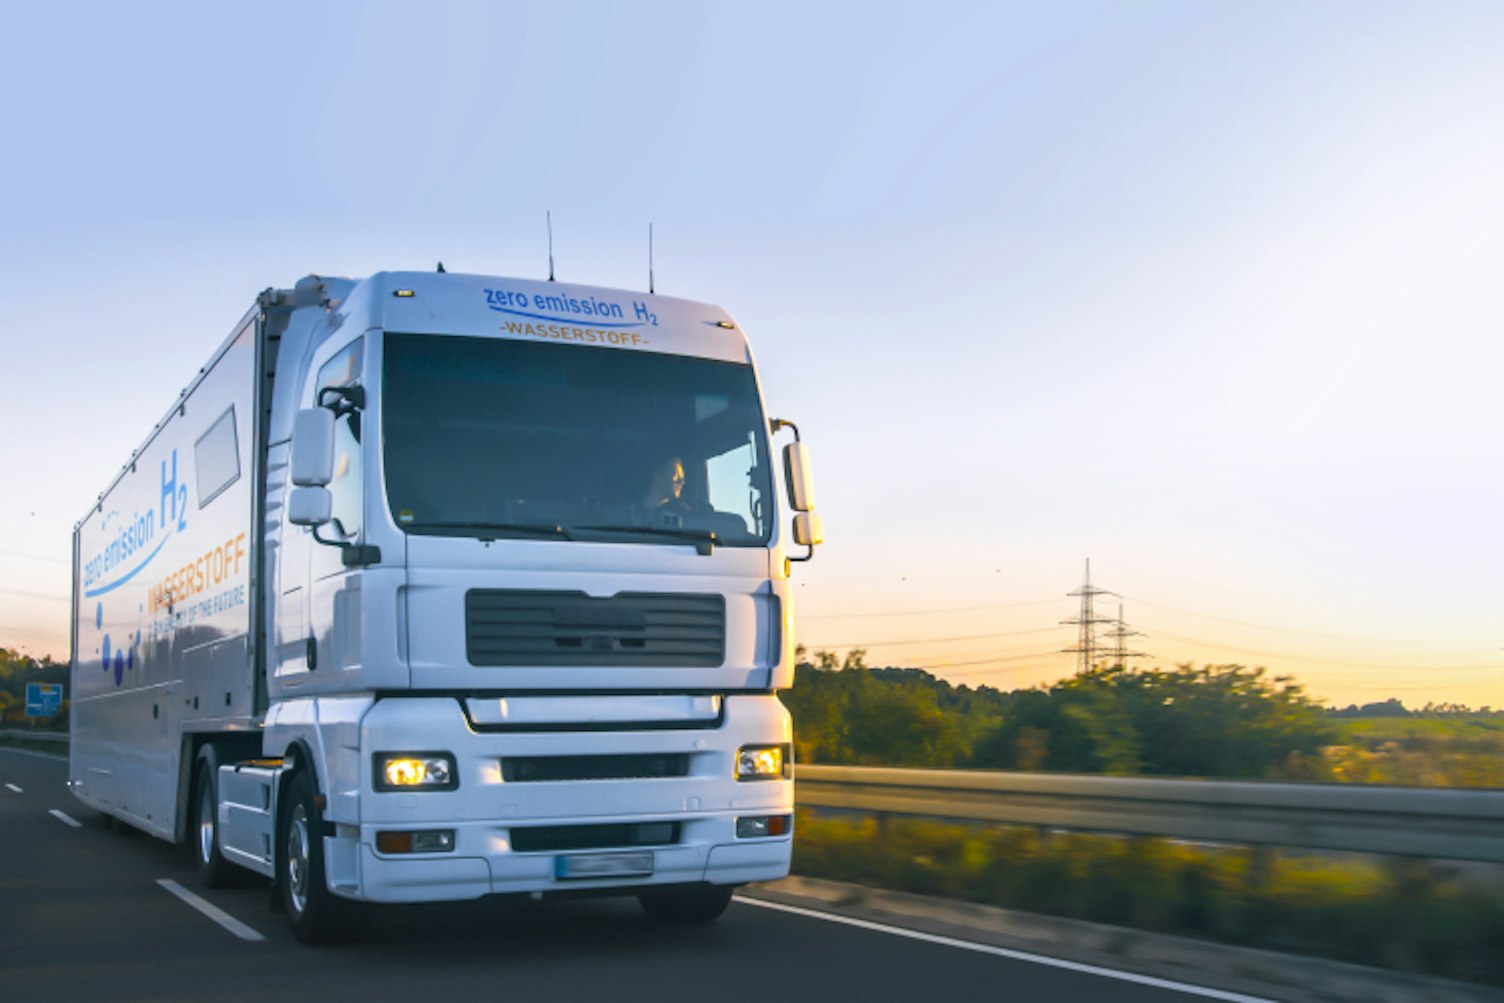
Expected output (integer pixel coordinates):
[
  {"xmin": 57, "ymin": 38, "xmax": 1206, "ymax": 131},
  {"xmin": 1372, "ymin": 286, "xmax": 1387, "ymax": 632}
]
[{"xmin": 740, "ymin": 875, "xmax": 1497, "ymax": 1003}]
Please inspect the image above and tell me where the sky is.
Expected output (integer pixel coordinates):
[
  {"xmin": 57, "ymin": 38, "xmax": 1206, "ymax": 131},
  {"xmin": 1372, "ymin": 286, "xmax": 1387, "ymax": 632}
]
[{"xmin": 1, "ymin": 1, "xmax": 1501, "ymax": 707}]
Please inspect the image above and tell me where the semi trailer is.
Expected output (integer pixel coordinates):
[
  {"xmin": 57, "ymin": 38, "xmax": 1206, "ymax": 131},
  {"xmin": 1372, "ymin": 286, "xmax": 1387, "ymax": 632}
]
[{"xmin": 69, "ymin": 269, "xmax": 822, "ymax": 942}]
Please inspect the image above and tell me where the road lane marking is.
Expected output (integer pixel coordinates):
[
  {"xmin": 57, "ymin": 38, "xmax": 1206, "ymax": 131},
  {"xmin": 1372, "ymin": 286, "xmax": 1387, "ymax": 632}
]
[
  {"xmin": 735, "ymin": 897, "xmax": 1277, "ymax": 1003},
  {"xmin": 49, "ymin": 809, "xmax": 82, "ymax": 828},
  {"xmin": 5, "ymin": 783, "xmax": 21, "ymax": 793},
  {"xmin": 157, "ymin": 879, "xmax": 266, "ymax": 942}
]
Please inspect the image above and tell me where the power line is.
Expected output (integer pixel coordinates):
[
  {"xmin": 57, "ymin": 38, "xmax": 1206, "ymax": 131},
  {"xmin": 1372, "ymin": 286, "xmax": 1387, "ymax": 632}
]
[
  {"xmin": 797, "ymin": 581, "xmax": 1488, "ymax": 675},
  {"xmin": 0, "ymin": 549, "xmax": 68, "ymax": 565},
  {"xmin": 1118, "ymin": 594, "xmax": 1440, "ymax": 645},
  {"xmin": 928, "ymin": 659, "xmax": 1081, "ymax": 681},
  {"xmin": 800, "ymin": 599, "xmax": 1061, "ymax": 621},
  {"xmin": 934, "ymin": 665, "xmax": 1061, "ymax": 680},
  {"xmin": 921, "ymin": 651, "xmax": 1065, "ymax": 670},
  {"xmin": 800, "ymin": 626, "xmax": 1062, "ymax": 649},
  {"xmin": 0, "ymin": 624, "xmax": 66, "ymax": 644},
  {"xmin": 806, "ymin": 591, "xmax": 1469, "ymax": 648},
  {"xmin": 802, "ymin": 648, "xmax": 1064, "ymax": 671},
  {"xmin": 0, "ymin": 587, "xmax": 68, "ymax": 603},
  {"xmin": 1142, "ymin": 628, "xmax": 1503, "ymax": 673}
]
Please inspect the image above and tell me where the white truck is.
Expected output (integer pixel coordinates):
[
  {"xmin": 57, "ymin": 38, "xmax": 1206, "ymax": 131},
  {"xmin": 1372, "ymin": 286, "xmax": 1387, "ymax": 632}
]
[{"xmin": 69, "ymin": 270, "xmax": 822, "ymax": 942}]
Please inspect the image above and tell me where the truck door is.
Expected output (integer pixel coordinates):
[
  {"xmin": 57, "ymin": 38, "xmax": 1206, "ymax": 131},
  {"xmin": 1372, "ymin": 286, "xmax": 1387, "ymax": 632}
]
[
  {"xmin": 308, "ymin": 338, "xmax": 366, "ymax": 677},
  {"xmin": 272, "ymin": 438, "xmax": 311, "ymax": 681}
]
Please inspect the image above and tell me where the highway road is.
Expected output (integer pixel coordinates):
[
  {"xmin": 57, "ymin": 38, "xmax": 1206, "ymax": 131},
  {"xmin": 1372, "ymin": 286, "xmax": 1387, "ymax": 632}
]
[{"xmin": 0, "ymin": 748, "xmax": 1270, "ymax": 1003}]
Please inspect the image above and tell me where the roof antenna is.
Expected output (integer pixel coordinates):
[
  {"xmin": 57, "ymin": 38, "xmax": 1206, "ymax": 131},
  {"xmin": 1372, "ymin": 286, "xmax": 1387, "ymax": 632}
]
[
  {"xmin": 547, "ymin": 210, "xmax": 556, "ymax": 282},
  {"xmin": 648, "ymin": 223, "xmax": 655, "ymax": 295}
]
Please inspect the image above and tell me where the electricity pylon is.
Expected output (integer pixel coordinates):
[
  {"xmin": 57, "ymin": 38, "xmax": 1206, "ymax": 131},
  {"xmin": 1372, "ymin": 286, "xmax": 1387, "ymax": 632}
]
[
  {"xmin": 1102, "ymin": 603, "xmax": 1150, "ymax": 670},
  {"xmin": 1061, "ymin": 559, "xmax": 1117, "ymax": 674}
]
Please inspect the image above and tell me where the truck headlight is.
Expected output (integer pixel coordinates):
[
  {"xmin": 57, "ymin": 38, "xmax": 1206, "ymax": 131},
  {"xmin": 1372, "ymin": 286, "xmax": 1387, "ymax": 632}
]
[
  {"xmin": 736, "ymin": 744, "xmax": 790, "ymax": 781},
  {"xmin": 374, "ymin": 752, "xmax": 458, "ymax": 791}
]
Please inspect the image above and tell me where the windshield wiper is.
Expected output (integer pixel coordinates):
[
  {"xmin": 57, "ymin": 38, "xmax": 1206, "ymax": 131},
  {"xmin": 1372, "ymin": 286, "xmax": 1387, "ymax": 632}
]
[
  {"xmin": 573, "ymin": 524, "xmax": 717, "ymax": 555},
  {"xmin": 403, "ymin": 521, "xmax": 574, "ymax": 541}
]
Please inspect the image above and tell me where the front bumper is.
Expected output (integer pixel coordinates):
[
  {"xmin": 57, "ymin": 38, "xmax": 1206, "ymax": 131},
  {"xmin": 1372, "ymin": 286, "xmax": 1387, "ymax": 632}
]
[
  {"xmin": 324, "ymin": 694, "xmax": 793, "ymax": 903},
  {"xmin": 334, "ymin": 815, "xmax": 792, "ymax": 903}
]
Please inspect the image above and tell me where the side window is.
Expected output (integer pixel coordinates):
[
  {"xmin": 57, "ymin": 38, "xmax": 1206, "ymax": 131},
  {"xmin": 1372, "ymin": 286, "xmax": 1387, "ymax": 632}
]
[
  {"xmin": 317, "ymin": 339, "xmax": 364, "ymax": 539},
  {"xmin": 705, "ymin": 433, "xmax": 764, "ymax": 538}
]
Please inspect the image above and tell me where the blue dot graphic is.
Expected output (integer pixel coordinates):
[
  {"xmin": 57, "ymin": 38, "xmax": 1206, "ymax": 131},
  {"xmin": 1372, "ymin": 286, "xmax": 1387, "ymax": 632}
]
[
  {"xmin": 113, "ymin": 651, "xmax": 125, "ymax": 686},
  {"xmin": 95, "ymin": 603, "xmax": 103, "ymax": 630},
  {"xmin": 102, "ymin": 635, "xmax": 112, "ymax": 672},
  {"xmin": 127, "ymin": 647, "xmax": 134, "ymax": 672}
]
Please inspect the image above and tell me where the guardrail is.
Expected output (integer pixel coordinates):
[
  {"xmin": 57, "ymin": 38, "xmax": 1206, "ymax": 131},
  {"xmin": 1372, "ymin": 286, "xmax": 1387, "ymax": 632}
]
[{"xmin": 795, "ymin": 764, "xmax": 1504, "ymax": 864}]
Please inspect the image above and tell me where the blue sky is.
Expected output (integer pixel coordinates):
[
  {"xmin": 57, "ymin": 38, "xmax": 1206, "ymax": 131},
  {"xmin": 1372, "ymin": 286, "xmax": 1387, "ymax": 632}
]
[{"xmin": 2, "ymin": 1, "xmax": 1502, "ymax": 705}]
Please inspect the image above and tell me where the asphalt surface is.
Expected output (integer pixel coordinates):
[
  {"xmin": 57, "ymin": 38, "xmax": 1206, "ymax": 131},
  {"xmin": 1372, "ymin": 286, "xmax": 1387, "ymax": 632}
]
[{"xmin": 0, "ymin": 748, "xmax": 1262, "ymax": 1003}]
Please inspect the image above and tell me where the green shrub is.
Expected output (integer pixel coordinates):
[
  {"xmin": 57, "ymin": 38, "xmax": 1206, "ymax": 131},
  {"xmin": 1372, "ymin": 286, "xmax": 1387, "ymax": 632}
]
[{"xmin": 791, "ymin": 810, "xmax": 1504, "ymax": 986}]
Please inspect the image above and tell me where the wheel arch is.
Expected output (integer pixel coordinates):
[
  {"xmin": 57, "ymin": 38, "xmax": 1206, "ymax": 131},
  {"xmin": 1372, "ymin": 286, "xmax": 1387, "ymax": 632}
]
[
  {"xmin": 174, "ymin": 733, "xmax": 262, "ymax": 844},
  {"xmin": 278, "ymin": 737, "xmax": 324, "ymax": 805}
]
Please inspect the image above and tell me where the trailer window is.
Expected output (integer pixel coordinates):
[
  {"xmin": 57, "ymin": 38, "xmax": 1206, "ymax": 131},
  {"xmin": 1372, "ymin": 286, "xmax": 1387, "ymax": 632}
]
[
  {"xmin": 195, "ymin": 406, "xmax": 240, "ymax": 508},
  {"xmin": 383, "ymin": 334, "xmax": 773, "ymax": 546}
]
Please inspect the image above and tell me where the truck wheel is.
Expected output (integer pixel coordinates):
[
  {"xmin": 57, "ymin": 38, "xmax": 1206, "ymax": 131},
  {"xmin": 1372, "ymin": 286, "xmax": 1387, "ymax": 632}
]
[
  {"xmin": 638, "ymin": 885, "xmax": 735, "ymax": 923},
  {"xmin": 279, "ymin": 770, "xmax": 347, "ymax": 944},
  {"xmin": 194, "ymin": 767, "xmax": 234, "ymax": 888}
]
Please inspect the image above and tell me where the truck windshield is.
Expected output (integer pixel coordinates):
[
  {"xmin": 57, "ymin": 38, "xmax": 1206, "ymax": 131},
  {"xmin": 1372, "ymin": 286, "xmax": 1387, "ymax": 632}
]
[{"xmin": 383, "ymin": 333, "xmax": 773, "ymax": 546}]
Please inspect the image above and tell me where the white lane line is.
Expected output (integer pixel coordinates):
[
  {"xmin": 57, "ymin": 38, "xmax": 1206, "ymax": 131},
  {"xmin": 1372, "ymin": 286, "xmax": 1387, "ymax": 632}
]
[
  {"xmin": 735, "ymin": 897, "xmax": 1277, "ymax": 1003},
  {"xmin": 157, "ymin": 879, "xmax": 266, "ymax": 942},
  {"xmin": 5, "ymin": 783, "xmax": 21, "ymax": 793},
  {"xmin": 49, "ymin": 809, "xmax": 83, "ymax": 828}
]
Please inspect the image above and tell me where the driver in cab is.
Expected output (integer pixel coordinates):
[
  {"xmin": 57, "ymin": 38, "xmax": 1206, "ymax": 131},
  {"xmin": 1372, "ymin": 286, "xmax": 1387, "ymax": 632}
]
[{"xmin": 643, "ymin": 456, "xmax": 698, "ymax": 518}]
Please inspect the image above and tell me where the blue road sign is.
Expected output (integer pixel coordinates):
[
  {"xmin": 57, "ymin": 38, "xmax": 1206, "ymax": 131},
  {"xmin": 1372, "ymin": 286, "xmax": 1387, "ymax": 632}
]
[{"xmin": 25, "ymin": 683, "xmax": 63, "ymax": 717}]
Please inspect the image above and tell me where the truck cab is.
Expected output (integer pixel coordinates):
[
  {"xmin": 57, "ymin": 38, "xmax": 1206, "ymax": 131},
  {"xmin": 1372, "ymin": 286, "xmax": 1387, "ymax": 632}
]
[{"xmin": 221, "ymin": 271, "xmax": 820, "ymax": 940}]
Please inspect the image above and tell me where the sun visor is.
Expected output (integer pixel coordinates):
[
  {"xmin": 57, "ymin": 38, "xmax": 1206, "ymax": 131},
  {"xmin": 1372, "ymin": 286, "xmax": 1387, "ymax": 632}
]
[{"xmin": 374, "ymin": 273, "xmax": 751, "ymax": 364}]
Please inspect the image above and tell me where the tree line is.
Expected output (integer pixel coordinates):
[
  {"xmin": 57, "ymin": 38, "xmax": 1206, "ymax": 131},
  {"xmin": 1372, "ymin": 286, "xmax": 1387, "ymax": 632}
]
[{"xmin": 783, "ymin": 649, "xmax": 1340, "ymax": 779}]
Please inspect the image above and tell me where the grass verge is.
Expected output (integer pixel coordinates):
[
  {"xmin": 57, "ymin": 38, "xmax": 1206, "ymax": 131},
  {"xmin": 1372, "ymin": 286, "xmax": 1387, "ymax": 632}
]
[{"xmin": 791, "ymin": 809, "xmax": 1504, "ymax": 986}]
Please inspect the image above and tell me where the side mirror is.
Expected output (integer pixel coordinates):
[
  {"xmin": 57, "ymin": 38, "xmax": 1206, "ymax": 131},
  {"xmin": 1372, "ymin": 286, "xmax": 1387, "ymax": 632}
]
[
  {"xmin": 782, "ymin": 441, "xmax": 816, "ymax": 512},
  {"xmin": 792, "ymin": 511, "xmax": 824, "ymax": 548},
  {"xmin": 292, "ymin": 408, "xmax": 335, "ymax": 487},
  {"xmin": 288, "ymin": 486, "xmax": 332, "ymax": 527},
  {"xmin": 772, "ymin": 418, "xmax": 823, "ymax": 564}
]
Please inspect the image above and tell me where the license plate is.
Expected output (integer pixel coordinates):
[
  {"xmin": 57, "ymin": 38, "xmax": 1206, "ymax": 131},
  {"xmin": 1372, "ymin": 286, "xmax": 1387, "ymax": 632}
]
[{"xmin": 554, "ymin": 851, "xmax": 654, "ymax": 880}]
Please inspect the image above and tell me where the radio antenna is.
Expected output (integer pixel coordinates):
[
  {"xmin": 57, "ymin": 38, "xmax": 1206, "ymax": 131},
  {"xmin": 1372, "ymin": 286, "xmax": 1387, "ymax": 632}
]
[
  {"xmin": 547, "ymin": 211, "xmax": 556, "ymax": 282},
  {"xmin": 648, "ymin": 223, "xmax": 655, "ymax": 294}
]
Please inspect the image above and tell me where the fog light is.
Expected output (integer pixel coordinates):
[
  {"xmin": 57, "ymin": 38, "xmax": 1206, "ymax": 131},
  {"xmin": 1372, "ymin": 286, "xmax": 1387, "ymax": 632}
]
[
  {"xmin": 412, "ymin": 830, "xmax": 455, "ymax": 852},
  {"xmin": 376, "ymin": 829, "xmax": 456, "ymax": 854},
  {"xmin": 737, "ymin": 815, "xmax": 791, "ymax": 838}
]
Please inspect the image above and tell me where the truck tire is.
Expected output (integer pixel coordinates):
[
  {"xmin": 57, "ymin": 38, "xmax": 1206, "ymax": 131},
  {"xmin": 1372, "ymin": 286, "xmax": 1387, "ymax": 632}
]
[
  {"xmin": 193, "ymin": 767, "xmax": 234, "ymax": 888},
  {"xmin": 278, "ymin": 770, "xmax": 347, "ymax": 944},
  {"xmin": 638, "ymin": 885, "xmax": 735, "ymax": 923}
]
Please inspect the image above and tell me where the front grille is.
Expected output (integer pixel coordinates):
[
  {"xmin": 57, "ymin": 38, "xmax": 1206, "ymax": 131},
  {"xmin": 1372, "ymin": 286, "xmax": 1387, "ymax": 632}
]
[
  {"xmin": 510, "ymin": 821, "xmax": 681, "ymax": 853},
  {"xmin": 503, "ymin": 754, "xmax": 690, "ymax": 783},
  {"xmin": 467, "ymin": 590, "xmax": 725, "ymax": 667}
]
